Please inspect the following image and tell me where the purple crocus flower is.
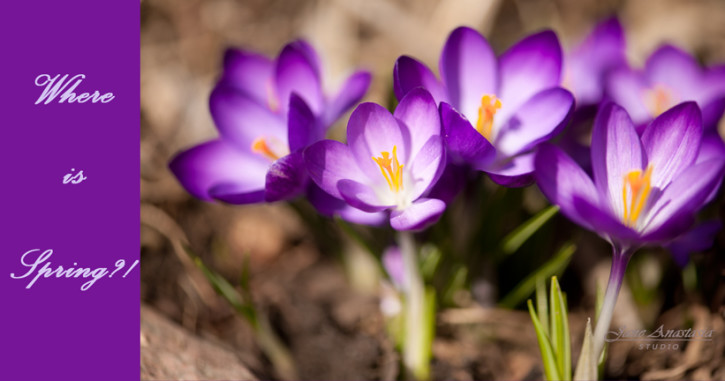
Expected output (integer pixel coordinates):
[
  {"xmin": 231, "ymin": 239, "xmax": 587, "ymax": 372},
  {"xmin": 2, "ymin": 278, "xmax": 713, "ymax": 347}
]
[
  {"xmin": 534, "ymin": 101, "xmax": 725, "ymax": 357},
  {"xmin": 306, "ymin": 183, "xmax": 387, "ymax": 226},
  {"xmin": 394, "ymin": 27, "xmax": 574, "ymax": 186},
  {"xmin": 563, "ymin": 17, "xmax": 626, "ymax": 108},
  {"xmin": 606, "ymin": 44, "xmax": 725, "ymax": 131},
  {"xmin": 304, "ymin": 88, "xmax": 446, "ymax": 231},
  {"xmin": 557, "ymin": 17, "xmax": 626, "ymax": 171},
  {"xmin": 169, "ymin": 40, "xmax": 371, "ymax": 204},
  {"xmin": 666, "ymin": 220, "xmax": 722, "ymax": 267},
  {"xmin": 382, "ymin": 246, "xmax": 405, "ymax": 289}
]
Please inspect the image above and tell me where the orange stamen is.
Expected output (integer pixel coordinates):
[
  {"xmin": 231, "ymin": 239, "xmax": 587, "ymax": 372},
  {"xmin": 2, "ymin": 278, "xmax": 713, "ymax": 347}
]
[
  {"xmin": 645, "ymin": 85, "xmax": 673, "ymax": 117},
  {"xmin": 251, "ymin": 137, "xmax": 281, "ymax": 161},
  {"xmin": 622, "ymin": 165, "xmax": 653, "ymax": 227},
  {"xmin": 476, "ymin": 94, "xmax": 502, "ymax": 140},
  {"xmin": 372, "ymin": 146, "xmax": 404, "ymax": 193}
]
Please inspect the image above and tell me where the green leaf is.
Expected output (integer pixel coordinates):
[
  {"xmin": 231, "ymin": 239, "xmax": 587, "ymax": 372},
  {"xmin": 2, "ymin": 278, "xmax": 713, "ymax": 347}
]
[
  {"xmin": 192, "ymin": 256, "xmax": 257, "ymax": 327},
  {"xmin": 501, "ymin": 205, "xmax": 559, "ymax": 255},
  {"xmin": 419, "ymin": 244, "xmax": 442, "ymax": 281},
  {"xmin": 421, "ymin": 287, "xmax": 437, "ymax": 381},
  {"xmin": 573, "ymin": 318, "xmax": 597, "ymax": 381},
  {"xmin": 536, "ymin": 277, "xmax": 549, "ymax": 338},
  {"xmin": 499, "ymin": 242, "xmax": 576, "ymax": 308},
  {"xmin": 550, "ymin": 277, "xmax": 571, "ymax": 381},
  {"xmin": 594, "ymin": 280, "xmax": 607, "ymax": 368},
  {"xmin": 528, "ymin": 299, "xmax": 562, "ymax": 381},
  {"xmin": 443, "ymin": 266, "xmax": 468, "ymax": 306}
]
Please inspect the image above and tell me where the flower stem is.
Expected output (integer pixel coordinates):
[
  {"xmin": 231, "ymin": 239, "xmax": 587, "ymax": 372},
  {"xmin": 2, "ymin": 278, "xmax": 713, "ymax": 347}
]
[
  {"xmin": 399, "ymin": 231, "xmax": 430, "ymax": 380},
  {"xmin": 592, "ymin": 245, "xmax": 633, "ymax": 359}
]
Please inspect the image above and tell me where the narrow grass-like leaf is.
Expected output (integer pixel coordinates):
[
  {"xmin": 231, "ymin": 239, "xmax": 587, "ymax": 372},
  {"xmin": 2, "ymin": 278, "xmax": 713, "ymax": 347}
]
[
  {"xmin": 499, "ymin": 242, "xmax": 576, "ymax": 308},
  {"xmin": 550, "ymin": 277, "xmax": 571, "ymax": 380},
  {"xmin": 574, "ymin": 318, "xmax": 597, "ymax": 381},
  {"xmin": 528, "ymin": 299, "xmax": 562, "ymax": 381},
  {"xmin": 420, "ymin": 244, "xmax": 442, "ymax": 280},
  {"xmin": 536, "ymin": 277, "xmax": 549, "ymax": 338},
  {"xmin": 420, "ymin": 287, "xmax": 436, "ymax": 381},
  {"xmin": 501, "ymin": 205, "xmax": 559, "ymax": 255},
  {"xmin": 193, "ymin": 257, "xmax": 258, "ymax": 326},
  {"xmin": 594, "ymin": 280, "xmax": 607, "ymax": 368},
  {"xmin": 185, "ymin": 246, "xmax": 296, "ymax": 380},
  {"xmin": 443, "ymin": 266, "xmax": 467, "ymax": 305}
]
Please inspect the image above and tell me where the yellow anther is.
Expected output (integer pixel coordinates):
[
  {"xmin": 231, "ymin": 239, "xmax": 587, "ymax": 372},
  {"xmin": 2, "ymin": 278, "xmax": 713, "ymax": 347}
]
[
  {"xmin": 476, "ymin": 94, "xmax": 502, "ymax": 140},
  {"xmin": 645, "ymin": 84, "xmax": 673, "ymax": 118},
  {"xmin": 372, "ymin": 145, "xmax": 404, "ymax": 193},
  {"xmin": 251, "ymin": 137, "xmax": 281, "ymax": 161},
  {"xmin": 622, "ymin": 165, "xmax": 653, "ymax": 227}
]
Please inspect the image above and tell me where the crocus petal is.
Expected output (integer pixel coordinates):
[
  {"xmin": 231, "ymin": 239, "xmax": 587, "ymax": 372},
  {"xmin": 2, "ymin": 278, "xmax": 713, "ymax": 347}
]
[
  {"xmin": 347, "ymin": 102, "xmax": 411, "ymax": 182},
  {"xmin": 408, "ymin": 135, "xmax": 445, "ymax": 200},
  {"xmin": 306, "ymin": 183, "xmax": 387, "ymax": 226},
  {"xmin": 393, "ymin": 88, "xmax": 441, "ymax": 157},
  {"xmin": 439, "ymin": 26, "xmax": 498, "ymax": 120},
  {"xmin": 604, "ymin": 68, "xmax": 652, "ymax": 127},
  {"xmin": 290, "ymin": 39, "xmax": 322, "ymax": 75},
  {"xmin": 564, "ymin": 17, "xmax": 626, "ymax": 106},
  {"xmin": 486, "ymin": 152, "xmax": 536, "ymax": 187},
  {"xmin": 275, "ymin": 41, "xmax": 323, "ymax": 115},
  {"xmin": 338, "ymin": 179, "xmax": 393, "ymax": 212},
  {"xmin": 641, "ymin": 102, "xmax": 702, "ymax": 189},
  {"xmin": 209, "ymin": 186, "xmax": 266, "ymax": 204},
  {"xmin": 393, "ymin": 56, "xmax": 448, "ymax": 104},
  {"xmin": 643, "ymin": 158, "xmax": 725, "ymax": 241},
  {"xmin": 304, "ymin": 139, "xmax": 368, "ymax": 199},
  {"xmin": 323, "ymin": 70, "xmax": 371, "ymax": 127},
  {"xmin": 534, "ymin": 144, "xmax": 599, "ymax": 229},
  {"xmin": 571, "ymin": 195, "xmax": 641, "ymax": 243},
  {"xmin": 645, "ymin": 45, "xmax": 702, "ymax": 98},
  {"xmin": 495, "ymin": 87, "xmax": 574, "ymax": 156},
  {"xmin": 169, "ymin": 139, "xmax": 268, "ymax": 202},
  {"xmin": 499, "ymin": 30, "xmax": 562, "ymax": 115},
  {"xmin": 701, "ymin": 97, "xmax": 725, "ymax": 130},
  {"xmin": 390, "ymin": 198, "xmax": 446, "ymax": 231},
  {"xmin": 590, "ymin": 103, "xmax": 645, "ymax": 218},
  {"xmin": 210, "ymin": 85, "xmax": 286, "ymax": 149},
  {"xmin": 440, "ymin": 102, "xmax": 496, "ymax": 168},
  {"xmin": 697, "ymin": 133, "xmax": 725, "ymax": 164},
  {"xmin": 220, "ymin": 48, "xmax": 275, "ymax": 105},
  {"xmin": 264, "ymin": 151, "xmax": 307, "ymax": 202},
  {"xmin": 703, "ymin": 65, "xmax": 725, "ymax": 101},
  {"xmin": 697, "ymin": 133, "xmax": 725, "ymax": 202},
  {"xmin": 287, "ymin": 93, "xmax": 319, "ymax": 152},
  {"xmin": 666, "ymin": 220, "xmax": 722, "ymax": 267}
]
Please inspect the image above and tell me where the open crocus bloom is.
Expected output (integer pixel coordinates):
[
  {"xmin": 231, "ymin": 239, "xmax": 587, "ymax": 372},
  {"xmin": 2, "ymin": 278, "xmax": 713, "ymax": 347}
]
[
  {"xmin": 394, "ymin": 27, "xmax": 574, "ymax": 186},
  {"xmin": 536, "ymin": 102, "xmax": 725, "ymax": 357},
  {"xmin": 169, "ymin": 40, "xmax": 371, "ymax": 204},
  {"xmin": 606, "ymin": 44, "xmax": 725, "ymax": 131},
  {"xmin": 535, "ymin": 102, "xmax": 725, "ymax": 249},
  {"xmin": 563, "ymin": 17, "xmax": 626, "ymax": 108},
  {"xmin": 304, "ymin": 88, "xmax": 446, "ymax": 230}
]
